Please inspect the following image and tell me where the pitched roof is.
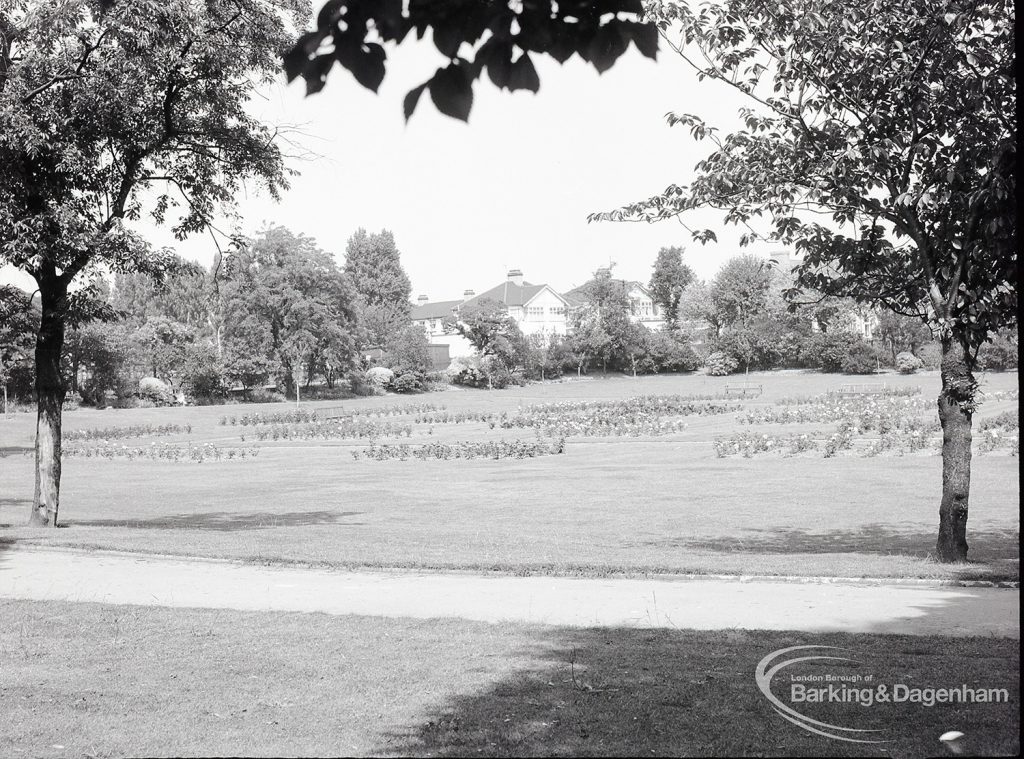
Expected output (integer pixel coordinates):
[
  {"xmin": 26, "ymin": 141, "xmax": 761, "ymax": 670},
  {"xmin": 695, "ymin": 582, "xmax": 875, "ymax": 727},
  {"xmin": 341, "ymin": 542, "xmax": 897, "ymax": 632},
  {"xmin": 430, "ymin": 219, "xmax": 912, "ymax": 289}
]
[
  {"xmin": 410, "ymin": 299, "xmax": 462, "ymax": 320},
  {"xmin": 461, "ymin": 281, "xmax": 568, "ymax": 310}
]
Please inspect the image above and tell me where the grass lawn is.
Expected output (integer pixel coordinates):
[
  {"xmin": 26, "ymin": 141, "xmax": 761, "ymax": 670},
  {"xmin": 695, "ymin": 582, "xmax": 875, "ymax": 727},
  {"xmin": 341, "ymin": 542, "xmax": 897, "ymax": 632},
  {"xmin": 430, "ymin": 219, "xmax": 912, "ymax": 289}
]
[
  {"xmin": 0, "ymin": 370, "xmax": 1018, "ymax": 580},
  {"xmin": 1, "ymin": 598, "xmax": 1018, "ymax": 758}
]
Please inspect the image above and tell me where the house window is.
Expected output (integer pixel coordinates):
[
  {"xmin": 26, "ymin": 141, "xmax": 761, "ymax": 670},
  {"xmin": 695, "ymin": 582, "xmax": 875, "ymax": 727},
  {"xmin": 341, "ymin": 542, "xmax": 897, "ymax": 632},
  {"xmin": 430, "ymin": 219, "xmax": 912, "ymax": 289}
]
[
  {"xmin": 430, "ymin": 320, "xmax": 438, "ymax": 330},
  {"xmin": 549, "ymin": 306, "xmax": 565, "ymax": 316},
  {"xmin": 527, "ymin": 306, "xmax": 544, "ymax": 318}
]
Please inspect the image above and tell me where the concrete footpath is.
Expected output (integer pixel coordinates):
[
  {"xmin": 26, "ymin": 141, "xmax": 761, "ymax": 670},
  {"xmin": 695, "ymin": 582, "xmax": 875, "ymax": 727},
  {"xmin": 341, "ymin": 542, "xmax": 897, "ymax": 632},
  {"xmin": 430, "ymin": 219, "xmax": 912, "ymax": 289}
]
[{"xmin": 0, "ymin": 547, "xmax": 1018, "ymax": 638}]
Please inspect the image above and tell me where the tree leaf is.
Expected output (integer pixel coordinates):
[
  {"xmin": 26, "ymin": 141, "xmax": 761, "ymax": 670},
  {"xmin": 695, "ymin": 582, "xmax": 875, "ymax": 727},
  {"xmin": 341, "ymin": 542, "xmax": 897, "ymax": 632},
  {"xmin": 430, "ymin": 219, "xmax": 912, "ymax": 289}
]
[
  {"xmin": 429, "ymin": 64, "xmax": 473, "ymax": 121},
  {"xmin": 508, "ymin": 53, "xmax": 540, "ymax": 93},
  {"xmin": 403, "ymin": 83, "xmax": 427, "ymax": 122},
  {"xmin": 351, "ymin": 43, "xmax": 386, "ymax": 93}
]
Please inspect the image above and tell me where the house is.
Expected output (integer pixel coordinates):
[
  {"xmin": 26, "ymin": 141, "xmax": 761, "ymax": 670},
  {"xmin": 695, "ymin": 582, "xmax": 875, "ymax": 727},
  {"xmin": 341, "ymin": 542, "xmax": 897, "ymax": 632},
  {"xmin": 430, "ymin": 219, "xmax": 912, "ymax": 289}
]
[
  {"xmin": 460, "ymin": 270, "xmax": 571, "ymax": 337},
  {"xmin": 411, "ymin": 296, "xmax": 462, "ymax": 337}
]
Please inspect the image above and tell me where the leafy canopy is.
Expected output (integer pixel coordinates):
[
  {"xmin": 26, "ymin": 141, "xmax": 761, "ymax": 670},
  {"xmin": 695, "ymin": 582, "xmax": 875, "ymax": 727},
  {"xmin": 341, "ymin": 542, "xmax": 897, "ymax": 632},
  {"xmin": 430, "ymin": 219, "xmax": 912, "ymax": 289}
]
[
  {"xmin": 592, "ymin": 0, "xmax": 1016, "ymax": 363},
  {"xmin": 0, "ymin": 0, "xmax": 305, "ymax": 306},
  {"xmin": 284, "ymin": 0, "xmax": 658, "ymax": 121}
]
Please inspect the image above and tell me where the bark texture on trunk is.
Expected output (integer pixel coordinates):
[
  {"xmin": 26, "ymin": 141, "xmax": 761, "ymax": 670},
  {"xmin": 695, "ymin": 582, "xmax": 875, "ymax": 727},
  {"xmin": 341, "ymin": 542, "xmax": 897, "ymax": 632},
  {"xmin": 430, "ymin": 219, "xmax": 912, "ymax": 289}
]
[
  {"xmin": 30, "ymin": 281, "xmax": 67, "ymax": 527},
  {"xmin": 935, "ymin": 336, "xmax": 975, "ymax": 562}
]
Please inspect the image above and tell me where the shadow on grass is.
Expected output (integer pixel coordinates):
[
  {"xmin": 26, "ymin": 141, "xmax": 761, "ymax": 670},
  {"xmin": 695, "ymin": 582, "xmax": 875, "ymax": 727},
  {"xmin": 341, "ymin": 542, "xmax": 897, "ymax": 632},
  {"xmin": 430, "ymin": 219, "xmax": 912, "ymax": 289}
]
[
  {"xmin": 376, "ymin": 626, "xmax": 1020, "ymax": 758},
  {"xmin": 61, "ymin": 510, "xmax": 364, "ymax": 531},
  {"xmin": 641, "ymin": 524, "xmax": 1020, "ymax": 559}
]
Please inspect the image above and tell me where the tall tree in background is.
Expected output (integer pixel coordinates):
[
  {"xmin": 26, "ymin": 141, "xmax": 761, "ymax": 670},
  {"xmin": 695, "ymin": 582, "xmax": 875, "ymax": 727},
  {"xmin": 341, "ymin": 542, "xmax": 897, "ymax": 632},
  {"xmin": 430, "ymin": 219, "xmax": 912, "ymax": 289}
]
[
  {"xmin": 709, "ymin": 255, "xmax": 773, "ymax": 329},
  {"xmin": 648, "ymin": 246, "xmax": 694, "ymax": 329},
  {"xmin": 222, "ymin": 226, "xmax": 358, "ymax": 400},
  {"xmin": 593, "ymin": 0, "xmax": 1016, "ymax": 561},
  {"xmin": 0, "ymin": 0, "xmax": 303, "ymax": 526},
  {"xmin": 343, "ymin": 228, "xmax": 412, "ymax": 348}
]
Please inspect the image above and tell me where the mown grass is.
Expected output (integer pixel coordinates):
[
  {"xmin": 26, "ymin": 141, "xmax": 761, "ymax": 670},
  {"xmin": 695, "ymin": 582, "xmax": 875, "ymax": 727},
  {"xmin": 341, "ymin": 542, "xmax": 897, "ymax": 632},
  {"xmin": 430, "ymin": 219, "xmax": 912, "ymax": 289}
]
[
  {"xmin": 0, "ymin": 370, "xmax": 1018, "ymax": 580},
  {"xmin": 1, "ymin": 598, "xmax": 1018, "ymax": 758}
]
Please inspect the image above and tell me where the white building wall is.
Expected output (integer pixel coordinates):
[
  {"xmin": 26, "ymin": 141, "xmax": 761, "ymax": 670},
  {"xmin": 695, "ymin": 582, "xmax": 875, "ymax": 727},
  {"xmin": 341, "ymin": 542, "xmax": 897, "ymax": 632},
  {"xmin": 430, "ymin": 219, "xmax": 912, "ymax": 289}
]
[{"xmin": 514, "ymin": 288, "xmax": 569, "ymax": 336}]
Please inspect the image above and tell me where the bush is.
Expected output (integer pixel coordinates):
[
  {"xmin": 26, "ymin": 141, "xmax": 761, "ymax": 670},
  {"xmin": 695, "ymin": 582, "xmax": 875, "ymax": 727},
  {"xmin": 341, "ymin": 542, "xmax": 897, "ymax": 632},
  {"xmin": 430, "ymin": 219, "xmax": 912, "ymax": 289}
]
[
  {"xmin": 366, "ymin": 366, "xmax": 395, "ymax": 389},
  {"xmin": 390, "ymin": 372, "xmax": 423, "ymax": 393},
  {"xmin": 840, "ymin": 341, "xmax": 882, "ymax": 374},
  {"xmin": 803, "ymin": 332, "xmax": 860, "ymax": 372},
  {"xmin": 978, "ymin": 329, "xmax": 1018, "ymax": 371},
  {"xmin": 138, "ymin": 377, "xmax": 176, "ymax": 406},
  {"xmin": 648, "ymin": 332, "xmax": 700, "ymax": 373},
  {"xmin": 895, "ymin": 351, "xmax": 924, "ymax": 374},
  {"xmin": 246, "ymin": 388, "xmax": 287, "ymax": 404},
  {"xmin": 446, "ymin": 357, "xmax": 488, "ymax": 388},
  {"xmin": 705, "ymin": 351, "xmax": 739, "ymax": 376}
]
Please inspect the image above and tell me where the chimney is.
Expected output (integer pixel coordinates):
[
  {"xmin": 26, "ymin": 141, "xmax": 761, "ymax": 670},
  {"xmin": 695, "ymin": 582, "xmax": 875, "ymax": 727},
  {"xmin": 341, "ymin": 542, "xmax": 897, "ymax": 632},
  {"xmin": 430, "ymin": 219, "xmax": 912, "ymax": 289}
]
[
  {"xmin": 507, "ymin": 269, "xmax": 524, "ymax": 287},
  {"xmin": 417, "ymin": 294, "xmax": 429, "ymax": 304},
  {"xmin": 463, "ymin": 289, "xmax": 475, "ymax": 300}
]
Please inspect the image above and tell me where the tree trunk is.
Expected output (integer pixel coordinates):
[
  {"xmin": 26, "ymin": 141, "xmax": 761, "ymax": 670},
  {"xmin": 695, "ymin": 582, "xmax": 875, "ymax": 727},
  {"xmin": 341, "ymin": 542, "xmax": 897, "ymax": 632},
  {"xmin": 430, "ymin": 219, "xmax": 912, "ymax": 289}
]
[
  {"xmin": 935, "ymin": 336, "xmax": 974, "ymax": 562},
  {"xmin": 30, "ymin": 280, "xmax": 67, "ymax": 527}
]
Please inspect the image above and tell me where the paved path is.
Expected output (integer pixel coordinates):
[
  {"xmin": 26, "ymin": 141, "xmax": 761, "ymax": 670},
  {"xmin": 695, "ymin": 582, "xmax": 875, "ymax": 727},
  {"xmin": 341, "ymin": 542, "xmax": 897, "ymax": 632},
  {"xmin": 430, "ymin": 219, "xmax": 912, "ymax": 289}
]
[{"xmin": 0, "ymin": 547, "xmax": 1017, "ymax": 638}]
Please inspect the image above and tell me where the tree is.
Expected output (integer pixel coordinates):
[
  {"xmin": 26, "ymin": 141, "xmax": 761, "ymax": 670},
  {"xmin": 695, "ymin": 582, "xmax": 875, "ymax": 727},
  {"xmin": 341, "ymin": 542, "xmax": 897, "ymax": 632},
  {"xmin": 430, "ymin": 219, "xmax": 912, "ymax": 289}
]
[
  {"xmin": 456, "ymin": 298, "xmax": 526, "ymax": 377},
  {"xmin": 0, "ymin": 0, "xmax": 302, "ymax": 526},
  {"xmin": 876, "ymin": 310, "xmax": 934, "ymax": 363},
  {"xmin": 383, "ymin": 324, "xmax": 432, "ymax": 392},
  {"xmin": 709, "ymin": 254, "xmax": 773, "ymax": 328},
  {"xmin": 568, "ymin": 268, "xmax": 637, "ymax": 372},
  {"xmin": 566, "ymin": 303, "xmax": 611, "ymax": 376},
  {"xmin": 648, "ymin": 246, "xmax": 694, "ymax": 329},
  {"xmin": 222, "ymin": 226, "xmax": 359, "ymax": 400},
  {"xmin": 285, "ymin": 1, "xmax": 657, "ymax": 121},
  {"xmin": 592, "ymin": 0, "xmax": 1016, "ymax": 561},
  {"xmin": 0, "ymin": 286, "xmax": 37, "ymax": 412},
  {"xmin": 344, "ymin": 228, "xmax": 413, "ymax": 347}
]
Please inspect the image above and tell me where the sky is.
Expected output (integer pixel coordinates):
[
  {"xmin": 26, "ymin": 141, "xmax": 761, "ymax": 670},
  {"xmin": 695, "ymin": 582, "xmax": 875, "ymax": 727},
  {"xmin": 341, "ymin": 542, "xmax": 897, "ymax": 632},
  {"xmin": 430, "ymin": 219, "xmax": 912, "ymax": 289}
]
[{"xmin": 2, "ymin": 27, "xmax": 787, "ymax": 300}]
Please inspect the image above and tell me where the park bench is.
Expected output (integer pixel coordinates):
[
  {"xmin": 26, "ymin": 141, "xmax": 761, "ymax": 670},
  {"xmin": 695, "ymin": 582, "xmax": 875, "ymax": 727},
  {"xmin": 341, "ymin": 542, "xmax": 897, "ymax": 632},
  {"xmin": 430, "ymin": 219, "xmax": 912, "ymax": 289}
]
[
  {"xmin": 834, "ymin": 383, "xmax": 888, "ymax": 397},
  {"xmin": 724, "ymin": 384, "xmax": 763, "ymax": 398}
]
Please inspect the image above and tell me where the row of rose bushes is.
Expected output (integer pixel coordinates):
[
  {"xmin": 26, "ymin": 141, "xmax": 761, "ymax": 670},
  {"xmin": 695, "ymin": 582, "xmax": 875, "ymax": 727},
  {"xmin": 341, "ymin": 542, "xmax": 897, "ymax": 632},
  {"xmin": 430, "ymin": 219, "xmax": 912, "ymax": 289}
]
[
  {"xmin": 60, "ymin": 442, "xmax": 259, "ymax": 462},
  {"xmin": 739, "ymin": 395, "xmax": 935, "ymax": 428},
  {"xmin": 241, "ymin": 420, "xmax": 414, "ymax": 441},
  {"xmin": 714, "ymin": 426, "xmax": 937, "ymax": 458},
  {"xmin": 64, "ymin": 423, "xmax": 193, "ymax": 441},
  {"xmin": 977, "ymin": 411, "xmax": 1020, "ymax": 454},
  {"xmin": 500, "ymin": 398, "xmax": 739, "ymax": 438},
  {"xmin": 350, "ymin": 438, "xmax": 567, "ymax": 461},
  {"xmin": 218, "ymin": 401, "xmax": 448, "ymax": 427}
]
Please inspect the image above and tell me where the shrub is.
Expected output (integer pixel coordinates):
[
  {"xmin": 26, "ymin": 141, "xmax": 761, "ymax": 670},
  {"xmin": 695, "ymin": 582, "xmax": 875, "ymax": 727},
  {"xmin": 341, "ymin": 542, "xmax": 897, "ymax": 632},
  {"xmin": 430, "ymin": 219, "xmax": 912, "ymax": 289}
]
[
  {"xmin": 648, "ymin": 332, "xmax": 701, "ymax": 373},
  {"xmin": 366, "ymin": 366, "xmax": 395, "ymax": 389},
  {"xmin": 246, "ymin": 388, "xmax": 287, "ymax": 404},
  {"xmin": 446, "ymin": 357, "xmax": 487, "ymax": 388},
  {"xmin": 895, "ymin": 351, "xmax": 924, "ymax": 374},
  {"xmin": 138, "ymin": 377, "xmax": 176, "ymax": 406},
  {"xmin": 803, "ymin": 332, "xmax": 860, "ymax": 372},
  {"xmin": 390, "ymin": 372, "xmax": 423, "ymax": 394},
  {"xmin": 840, "ymin": 341, "xmax": 881, "ymax": 374},
  {"xmin": 977, "ymin": 329, "xmax": 1018, "ymax": 371},
  {"xmin": 705, "ymin": 351, "xmax": 739, "ymax": 375}
]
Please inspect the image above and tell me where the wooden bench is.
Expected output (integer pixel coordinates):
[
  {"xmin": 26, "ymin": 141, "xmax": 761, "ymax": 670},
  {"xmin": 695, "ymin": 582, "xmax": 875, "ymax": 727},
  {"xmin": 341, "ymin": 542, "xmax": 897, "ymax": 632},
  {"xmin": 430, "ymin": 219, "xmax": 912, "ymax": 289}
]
[
  {"xmin": 834, "ymin": 383, "xmax": 888, "ymax": 397},
  {"xmin": 724, "ymin": 384, "xmax": 763, "ymax": 398}
]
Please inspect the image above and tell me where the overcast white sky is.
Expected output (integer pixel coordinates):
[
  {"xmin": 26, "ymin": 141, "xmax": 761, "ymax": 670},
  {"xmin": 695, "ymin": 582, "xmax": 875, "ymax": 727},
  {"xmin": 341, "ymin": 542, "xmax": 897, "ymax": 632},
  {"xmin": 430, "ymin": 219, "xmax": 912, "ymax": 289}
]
[{"xmin": 3, "ymin": 34, "xmax": 787, "ymax": 299}]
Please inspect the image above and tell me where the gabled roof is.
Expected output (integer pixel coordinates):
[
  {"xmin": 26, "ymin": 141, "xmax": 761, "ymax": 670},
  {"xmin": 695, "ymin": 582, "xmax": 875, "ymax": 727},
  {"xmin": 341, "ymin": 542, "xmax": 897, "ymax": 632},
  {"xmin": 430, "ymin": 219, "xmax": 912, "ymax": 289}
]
[
  {"xmin": 410, "ymin": 299, "xmax": 462, "ymax": 320},
  {"xmin": 461, "ymin": 281, "xmax": 568, "ymax": 310}
]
